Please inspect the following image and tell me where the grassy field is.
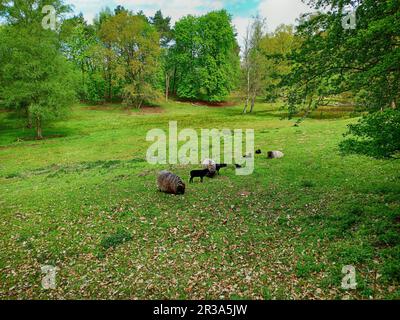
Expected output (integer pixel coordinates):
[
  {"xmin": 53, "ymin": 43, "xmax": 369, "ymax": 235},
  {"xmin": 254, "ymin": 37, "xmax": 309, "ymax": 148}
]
[{"xmin": 0, "ymin": 101, "xmax": 399, "ymax": 299}]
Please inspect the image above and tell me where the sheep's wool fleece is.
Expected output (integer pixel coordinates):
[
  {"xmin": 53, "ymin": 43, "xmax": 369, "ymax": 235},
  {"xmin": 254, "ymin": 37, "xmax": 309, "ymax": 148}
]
[{"xmin": 269, "ymin": 151, "xmax": 284, "ymax": 159}]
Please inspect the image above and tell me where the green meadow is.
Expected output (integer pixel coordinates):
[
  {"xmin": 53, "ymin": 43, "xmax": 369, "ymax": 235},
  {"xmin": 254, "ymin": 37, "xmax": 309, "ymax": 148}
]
[{"xmin": 0, "ymin": 101, "xmax": 399, "ymax": 299}]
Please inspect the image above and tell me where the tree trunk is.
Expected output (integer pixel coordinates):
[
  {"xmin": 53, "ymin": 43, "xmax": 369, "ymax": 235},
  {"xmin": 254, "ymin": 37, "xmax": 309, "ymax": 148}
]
[
  {"xmin": 35, "ymin": 116, "xmax": 43, "ymax": 140},
  {"xmin": 81, "ymin": 65, "xmax": 86, "ymax": 89},
  {"xmin": 392, "ymin": 100, "xmax": 397, "ymax": 109},
  {"xmin": 250, "ymin": 89, "xmax": 256, "ymax": 113},
  {"xmin": 25, "ymin": 107, "xmax": 32, "ymax": 129},
  {"xmin": 137, "ymin": 99, "xmax": 143, "ymax": 110},
  {"xmin": 243, "ymin": 69, "xmax": 251, "ymax": 114},
  {"xmin": 250, "ymin": 94, "xmax": 256, "ymax": 113},
  {"xmin": 108, "ymin": 68, "xmax": 112, "ymax": 101},
  {"xmin": 165, "ymin": 73, "xmax": 170, "ymax": 101},
  {"xmin": 171, "ymin": 66, "xmax": 177, "ymax": 95}
]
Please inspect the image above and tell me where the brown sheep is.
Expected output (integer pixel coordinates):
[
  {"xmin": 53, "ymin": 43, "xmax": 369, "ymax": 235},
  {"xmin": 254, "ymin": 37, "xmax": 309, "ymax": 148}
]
[{"xmin": 157, "ymin": 171, "xmax": 186, "ymax": 195}]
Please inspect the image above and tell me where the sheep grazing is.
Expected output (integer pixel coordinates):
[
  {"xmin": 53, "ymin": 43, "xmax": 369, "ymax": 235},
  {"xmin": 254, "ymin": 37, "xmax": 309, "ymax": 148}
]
[
  {"xmin": 267, "ymin": 151, "xmax": 284, "ymax": 159},
  {"xmin": 255, "ymin": 149, "xmax": 262, "ymax": 154},
  {"xmin": 202, "ymin": 159, "xmax": 217, "ymax": 177},
  {"xmin": 157, "ymin": 171, "xmax": 186, "ymax": 195},
  {"xmin": 190, "ymin": 169, "xmax": 209, "ymax": 183}
]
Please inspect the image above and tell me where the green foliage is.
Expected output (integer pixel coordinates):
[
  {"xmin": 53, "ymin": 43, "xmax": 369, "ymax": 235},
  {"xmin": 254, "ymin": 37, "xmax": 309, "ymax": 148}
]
[
  {"xmin": 285, "ymin": 0, "xmax": 400, "ymax": 112},
  {"xmin": 99, "ymin": 12, "xmax": 161, "ymax": 108},
  {"xmin": 281, "ymin": 0, "xmax": 400, "ymax": 158},
  {"xmin": 0, "ymin": 23, "xmax": 77, "ymax": 139},
  {"xmin": 241, "ymin": 16, "xmax": 267, "ymax": 113},
  {"xmin": 171, "ymin": 10, "xmax": 240, "ymax": 102},
  {"xmin": 0, "ymin": 0, "xmax": 71, "ymax": 26},
  {"xmin": 60, "ymin": 14, "xmax": 99, "ymax": 100},
  {"xmin": 150, "ymin": 10, "xmax": 172, "ymax": 48},
  {"xmin": 259, "ymin": 25, "xmax": 297, "ymax": 102},
  {"xmin": 340, "ymin": 109, "xmax": 400, "ymax": 158},
  {"xmin": 61, "ymin": 8, "xmax": 161, "ymax": 105}
]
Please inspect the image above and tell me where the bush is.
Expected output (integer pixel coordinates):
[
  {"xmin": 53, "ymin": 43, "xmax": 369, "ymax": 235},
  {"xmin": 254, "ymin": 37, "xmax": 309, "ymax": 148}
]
[{"xmin": 340, "ymin": 109, "xmax": 400, "ymax": 159}]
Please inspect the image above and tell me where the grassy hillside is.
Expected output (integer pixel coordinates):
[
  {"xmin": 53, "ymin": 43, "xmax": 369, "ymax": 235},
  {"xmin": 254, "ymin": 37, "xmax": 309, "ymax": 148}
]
[{"xmin": 0, "ymin": 101, "xmax": 399, "ymax": 299}]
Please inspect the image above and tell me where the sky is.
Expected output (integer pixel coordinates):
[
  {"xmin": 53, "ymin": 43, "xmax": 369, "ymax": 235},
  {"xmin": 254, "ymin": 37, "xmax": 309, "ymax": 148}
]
[{"xmin": 66, "ymin": 0, "xmax": 313, "ymax": 47}]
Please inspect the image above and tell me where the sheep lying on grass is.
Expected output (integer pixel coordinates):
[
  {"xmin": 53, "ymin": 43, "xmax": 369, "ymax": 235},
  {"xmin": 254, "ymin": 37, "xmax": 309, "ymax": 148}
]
[
  {"xmin": 157, "ymin": 171, "xmax": 186, "ymax": 195},
  {"xmin": 267, "ymin": 151, "xmax": 284, "ymax": 159}
]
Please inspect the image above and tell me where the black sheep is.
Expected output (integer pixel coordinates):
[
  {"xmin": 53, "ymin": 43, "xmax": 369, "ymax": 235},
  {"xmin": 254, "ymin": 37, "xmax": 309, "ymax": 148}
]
[{"xmin": 190, "ymin": 169, "xmax": 210, "ymax": 183}]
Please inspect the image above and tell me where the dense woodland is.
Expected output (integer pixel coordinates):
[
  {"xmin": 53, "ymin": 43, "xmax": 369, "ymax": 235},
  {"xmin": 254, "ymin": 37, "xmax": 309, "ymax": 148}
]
[{"xmin": 0, "ymin": 0, "xmax": 399, "ymax": 159}]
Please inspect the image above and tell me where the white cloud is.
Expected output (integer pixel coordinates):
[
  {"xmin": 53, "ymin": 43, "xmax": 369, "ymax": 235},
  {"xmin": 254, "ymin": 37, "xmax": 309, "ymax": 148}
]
[
  {"xmin": 232, "ymin": 16, "xmax": 250, "ymax": 42},
  {"xmin": 232, "ymin": 16, "xmax": 251, "ymax": 52},
  {"xmin": 258, "ymin": 0, "xmax": 312, "ymax": 32},
  {"xmin": 67, "ymin": 0, "xmax": 114, "ymax": 23}
]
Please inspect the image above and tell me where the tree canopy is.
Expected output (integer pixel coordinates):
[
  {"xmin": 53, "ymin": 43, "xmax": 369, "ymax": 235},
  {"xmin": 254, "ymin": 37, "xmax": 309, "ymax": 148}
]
[
  {"xmin": 169, "ymin": 10, "xmax": 240, "ymax": 102},
  {"xmin": 281, "ymin": 0, "xmax": 400, "ymax": 157},
  {"xmin": 0, "ymin": 0, "xmax": 77, "ymax": 139},
  {"xmin": 99, "ymin": 11, "xmax": 161, "ymax": 108}
]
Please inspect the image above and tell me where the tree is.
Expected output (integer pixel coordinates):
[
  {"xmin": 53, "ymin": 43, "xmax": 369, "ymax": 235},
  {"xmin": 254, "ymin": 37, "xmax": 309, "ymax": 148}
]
[
  {"xmin": 242, "ymin": 16, "xmax": 267, "ymax": 114},
  {"xmin": 259, "ymin": 24, "xmax": 296, "ymax": 103},
  {"xmin": 0, "ymin": 24, "xmax": 77, "ymax": 139},
  {"xmin": 114, "ymin": 5, "xmax": 127, "ymax": 15},
  {"xmin": 60, "ymin": 14, "xmax": 97, "ymax": 100},
  {"xmin": 282, "ymin": 0, "xmax": 399, "ymax": 157},
  {"xmin": 150, "ymin": 10, "xmax": 172, "ymax": 48},
  {"xmin": 0, "ymin": 0, "xmax": 77, "ymax": 139},
  {"xmin": 171, "ymin": 10, "xmax": 240, "ymax": 102},
  {"xmin": 0, "ymin": 25, "xmax": 4, "ymax": 102},
  {"xmin": 339, "ymin": 109, "xmax": 400, "ymax": 158},
  {"xmin": 0, "ymin": 0, "xmax": 70, "ymax": 26},
  {"xmin": 99, "ymin": 11, "xmax": 161, "ymax": 108},
  {"xmin": 93, "ymin": 7, "xmax": 120, "ymax": 103},
  {"xmin": 150, "ymin": 10, "xmax": 173, "ymax": 101}
]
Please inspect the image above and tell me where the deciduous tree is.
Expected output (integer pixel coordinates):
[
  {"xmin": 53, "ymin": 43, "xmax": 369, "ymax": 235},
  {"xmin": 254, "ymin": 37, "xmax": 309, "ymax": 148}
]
[
  {"xmin": 0, "ymin": 0, "xmax": 77, "ymax": 139},
  {"xmin": 242, "ymin": 16, "xmax": 267, "ymax": 113},
  {"xmin": 282, "ymin": 0, "xmax": 399, "ymax": 157},
  {"xmin": 171, "ymin": 10, "xmax": 240, "ymax": 102},
  {"xmin": 99, "ymin": 11, "xmax": 161, "ymax": 108}
]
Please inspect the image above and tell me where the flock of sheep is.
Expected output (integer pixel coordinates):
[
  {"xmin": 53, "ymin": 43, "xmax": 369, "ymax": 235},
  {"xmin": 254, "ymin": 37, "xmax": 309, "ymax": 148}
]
[{"xmin": 156, "ymin": 150, "xmax": 284, "ymax": 195}]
